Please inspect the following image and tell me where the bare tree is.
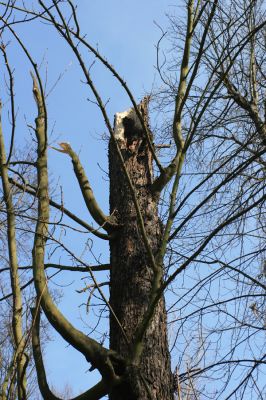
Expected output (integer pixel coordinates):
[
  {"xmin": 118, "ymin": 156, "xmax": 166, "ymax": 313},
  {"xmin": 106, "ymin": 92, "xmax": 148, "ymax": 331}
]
[{"xmin": 0, "ymin": 1, "xmax": 265, "ymax": 399}]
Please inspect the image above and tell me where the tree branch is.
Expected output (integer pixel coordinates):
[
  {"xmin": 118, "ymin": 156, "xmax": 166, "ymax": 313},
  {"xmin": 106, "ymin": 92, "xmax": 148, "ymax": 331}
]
[
  {"xmin": 31, "ymin": 74, "xmax": 121, "ymax": 385},
  {"xmin": 31, "ymin": 307, "xmax": 109, "ymax": 400},
  {"xmin": 9, "ymin": 178, "xmax": 111, "ymax": 240},
  {"xmin": 54, "ymin": 143, "xmax": 119, "ymax": 232},
  {"xmin": 0, "ymin": 99, "xmax": 27, "ymax": 398}
]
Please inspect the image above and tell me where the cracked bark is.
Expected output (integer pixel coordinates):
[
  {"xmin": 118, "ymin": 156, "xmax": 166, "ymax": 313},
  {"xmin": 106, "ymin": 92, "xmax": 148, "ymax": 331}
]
[{"xmin": 109, "ymin": 103, "xmax": 173, "ymax": 400}]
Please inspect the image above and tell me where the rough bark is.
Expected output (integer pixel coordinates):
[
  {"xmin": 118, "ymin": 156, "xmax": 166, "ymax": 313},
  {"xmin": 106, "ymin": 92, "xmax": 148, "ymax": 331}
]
[{"xmin": 109, "ymin": 101, "xmax": 173, "ymax": 400}]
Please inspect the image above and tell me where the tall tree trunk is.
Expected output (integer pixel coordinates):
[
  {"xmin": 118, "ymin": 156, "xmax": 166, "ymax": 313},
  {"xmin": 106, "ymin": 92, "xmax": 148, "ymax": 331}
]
[{"xmin": 109, "ymin": 101, "xmax": 173, "ymax": 400}]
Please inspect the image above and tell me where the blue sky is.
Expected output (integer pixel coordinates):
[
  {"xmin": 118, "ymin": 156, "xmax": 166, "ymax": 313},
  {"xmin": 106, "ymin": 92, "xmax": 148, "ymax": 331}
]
[
  {"xmin": 1, "ymin": 2, "xmax": 265, "ymax": 398},
  {"xmin": 42, "ymin": 2, "xmax": 172, "ymax": 395},
  {"xmin": 1, "ymin": 1, "xmax": 178, "ymax": 396}
]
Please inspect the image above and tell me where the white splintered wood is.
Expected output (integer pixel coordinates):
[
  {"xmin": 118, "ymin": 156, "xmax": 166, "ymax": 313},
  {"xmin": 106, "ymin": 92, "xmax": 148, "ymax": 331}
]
[{"xmin": 114, "ymin": 109, "xmax": 132, "ymax": 142}]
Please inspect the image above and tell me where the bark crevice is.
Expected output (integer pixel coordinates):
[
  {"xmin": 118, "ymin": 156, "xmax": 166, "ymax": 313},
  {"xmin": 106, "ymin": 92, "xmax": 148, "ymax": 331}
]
[{"xmin": 109, "ymin": 102, "xmax": 174, "ymax": 400}]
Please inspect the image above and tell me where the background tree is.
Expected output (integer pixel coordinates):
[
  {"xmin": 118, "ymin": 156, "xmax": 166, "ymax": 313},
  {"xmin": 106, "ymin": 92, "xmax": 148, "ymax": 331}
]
[{"xmin": 0, "ymin": 1, "xmax": 265, "ymax": 399}]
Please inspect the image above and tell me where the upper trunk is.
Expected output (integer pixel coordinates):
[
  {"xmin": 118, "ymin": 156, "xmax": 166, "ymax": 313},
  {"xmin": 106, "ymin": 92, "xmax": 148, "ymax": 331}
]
[{"xmin": 109, "ymin": 100, "xmax": 174, "ymax": 400}]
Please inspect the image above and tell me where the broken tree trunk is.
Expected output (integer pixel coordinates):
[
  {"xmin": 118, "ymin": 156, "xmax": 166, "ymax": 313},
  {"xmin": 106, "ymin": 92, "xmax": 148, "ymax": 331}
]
[{"xmin": 109, "ymin": 100, "xmax": 173, "ymax": 400}]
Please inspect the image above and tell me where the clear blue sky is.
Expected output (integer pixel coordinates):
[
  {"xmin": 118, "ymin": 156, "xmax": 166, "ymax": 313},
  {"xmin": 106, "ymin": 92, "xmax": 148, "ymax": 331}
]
[
  {"xmin": 1, "ymin": 2, "xmax": 264, "ymax": 398},
  {"xmin": 2, "ymin": 1, "xmax": 177, "ymax": 397}
]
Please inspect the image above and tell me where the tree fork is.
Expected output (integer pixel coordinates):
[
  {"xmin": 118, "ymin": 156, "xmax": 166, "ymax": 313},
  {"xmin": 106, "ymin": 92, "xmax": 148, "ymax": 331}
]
[{"xmin": 109, "ymin": 101, "xmax": 174, "ymax": 400}]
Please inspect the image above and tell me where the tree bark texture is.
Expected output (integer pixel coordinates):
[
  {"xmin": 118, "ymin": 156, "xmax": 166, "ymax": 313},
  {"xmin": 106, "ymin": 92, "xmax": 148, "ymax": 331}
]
[{"xmin": 109, "ymin": 101, "xmax": 174, "ymax": 400}]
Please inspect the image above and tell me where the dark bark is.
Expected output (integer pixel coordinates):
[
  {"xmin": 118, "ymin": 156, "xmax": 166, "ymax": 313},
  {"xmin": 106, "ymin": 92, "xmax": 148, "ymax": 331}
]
[{"xmin": 109, "ymin": 102, "xmax": 174, "ymax": 400}]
